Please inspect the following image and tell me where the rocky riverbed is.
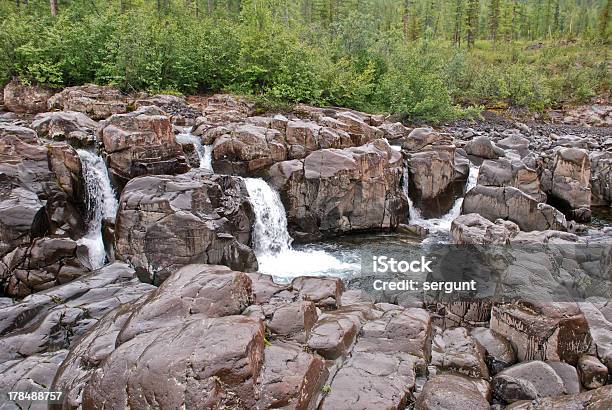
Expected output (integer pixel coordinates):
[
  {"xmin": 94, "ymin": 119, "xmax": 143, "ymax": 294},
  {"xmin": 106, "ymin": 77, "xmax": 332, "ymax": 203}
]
[{"xmin": 0, "ymin": 79, "xmax": 610, "ymax": 409}]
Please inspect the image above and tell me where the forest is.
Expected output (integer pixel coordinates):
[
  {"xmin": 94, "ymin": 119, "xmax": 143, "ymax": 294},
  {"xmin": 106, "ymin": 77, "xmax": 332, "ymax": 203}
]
[{"xmin": 1, "ymin": 0, "xmax": 610, "ymax": 122}]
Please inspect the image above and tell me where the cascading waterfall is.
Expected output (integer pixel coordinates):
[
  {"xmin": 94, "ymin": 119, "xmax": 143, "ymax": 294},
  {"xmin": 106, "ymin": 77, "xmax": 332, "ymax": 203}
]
[
  {"xmin": 244, "ymin": 178, "xmax": 357, "ymax": 280},
  {"xmin": 77, "ymin": 149, "xmax": 119, "ymax": 269},
  {"xmin": 404, "ymin": 162, "xmax": 480, "ymax": 237},
  {"xmin": 175, "ymin": 129, "xmax": 213, "ymax": 171}
]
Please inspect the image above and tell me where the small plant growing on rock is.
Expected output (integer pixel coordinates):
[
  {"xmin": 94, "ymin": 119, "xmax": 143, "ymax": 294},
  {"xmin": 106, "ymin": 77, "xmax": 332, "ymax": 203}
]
[{"xmin": 321, "ymin": 384, "xmax": 332, "ymax": 394}]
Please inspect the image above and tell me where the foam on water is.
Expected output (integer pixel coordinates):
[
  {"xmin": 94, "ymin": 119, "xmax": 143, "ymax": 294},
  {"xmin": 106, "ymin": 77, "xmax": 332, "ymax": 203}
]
[
  {"xmin": 176, "ymin": 129, "xmax": 213, "ymax": 170},
  {"xmin": 244, "ymin": 177, "xmax": 358, "ymax": 281},
  {"xmin": 76, "ymin": 149, "xmax": 119, "ymax": 269}
]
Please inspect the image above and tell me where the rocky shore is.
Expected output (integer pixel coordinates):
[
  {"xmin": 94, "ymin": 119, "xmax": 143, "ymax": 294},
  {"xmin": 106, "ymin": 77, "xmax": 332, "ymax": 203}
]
[{"xmin": 0, "ymin": 79, "xmax": 610, "ymax": 409}]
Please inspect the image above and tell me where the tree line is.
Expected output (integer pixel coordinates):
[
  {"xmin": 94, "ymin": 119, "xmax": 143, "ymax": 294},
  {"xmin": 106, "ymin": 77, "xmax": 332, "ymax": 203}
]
[{"xmin": 17, "ymin": 0, "xmax": 610, "ymax": 44}]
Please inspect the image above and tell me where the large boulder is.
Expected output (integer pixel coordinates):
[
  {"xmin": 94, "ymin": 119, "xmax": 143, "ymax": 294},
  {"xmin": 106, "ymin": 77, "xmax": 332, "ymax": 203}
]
[
  {"xmin": 431, "ymin": 327, "xmax": 489, "ymax": 379},
  {"xmin": 401, "ymin": 127, "xmax": 452, "ymax": 152},
  {"xmin": 462, "ymin": 185, "xmax": 566, "ymax": 231},
  {"xmin": 134, "ymin": 94, "xmax": 202, "ymax": 125},
  {"xmin": 0, "ymin": 135, "xmax": 86, "ymax": 268},
  {"xmin": 415, "ymin": 374, "xmax": 490, "ymax": 410},
  {"xmin": 470, "ymin": 327, "xmax": 517, "ymax": 375},
  {"xmin": 492, "ymin": 361, "xmax": 566, "ymax": 404},
  {"xmin": 451, "ymin": 213, "xmax": 519, "ymax": 245},
  {"xmin": 577, "ymin": 355, "xmax": 608, "ymax": 389},
  {"xmin": 0, "ymin": 122, "xmax": 38, "ymax": 142},
  {"xmin": 0, "ymin": 237, "xmax": 89, "ymax": 297},
  {"xmin": 478, "ymin": 158, "xmax": 546, "ymax": 202},
  {"xmin": 404, "ymin": 145, "xmax": 468, "ymax": 217},
  {"xmin": 465, "ymin": 136, "xmax": 505, "ymax": 159},
  {"xmin": 490, "ymin": 302, "xmax": 592, "ymax": 365},
  {"xmin": 51, "ymin": 265, "xmax": 265, "ymax": 410},
  {"xmin": 211, "ymin": 123, "xmax": 287, "ymax": 175},
  {"xmin": 550, "ymin": 147, "xmax": 591, "ymax": 221},
  {"xmin": 31, "ymin": 111, "xmax": 98, "ymax": 147},
  {"xmin": 97, "ymin": 105, "xmax": 190, "ymax": 184},
  {"xmin": 579, "ymin": 301, "xmax": 612, "ymax": 372},
  {"xmin": 269, "ymin": 139, "xmax": 408, "ymax": 241},
  {"xmin": 3, "ymin": 79, "xmax": 54, "ymax": 113},
  {"xmin": 114, "ymin": 170, "xmax": 257, "ymax": 284},
  {"xmin": 47, "ymin": 84, "xmax": 128, "ymax": 120}
]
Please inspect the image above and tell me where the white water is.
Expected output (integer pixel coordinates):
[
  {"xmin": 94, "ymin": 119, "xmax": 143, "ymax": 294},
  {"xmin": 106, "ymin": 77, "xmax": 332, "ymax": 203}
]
[
  {"xmin": 244, "ymin": 178, "xmax": 358, "ymax": 280},
  {"xmin": 76, "ymin": 150, "xmax": 119, "ymax": 269},
  {"xmin": 176, "ymin": 130, "xmax": 213, "ymax": 170},
  {"xmin": 405, "ymin": 163, "xmax": 480, "ymax": 237}
]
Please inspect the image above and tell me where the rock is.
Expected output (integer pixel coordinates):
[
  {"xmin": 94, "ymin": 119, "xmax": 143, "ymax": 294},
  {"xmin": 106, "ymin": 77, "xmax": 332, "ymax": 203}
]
[
  {"xmin": 0, "ymin": 122, "xmax": 38, "ymax": 142},
  {"xmin": 378, "ymin": 122, "xmax": 410, "ymax": 141},
  {"xmin": 134, "ymin": 94, "xmax": 201, "ymax": 124},
  {"xmin": 292, "ymin": 276, "xmax": 343, "ymax": 309},
  {"xmin": 490, "ymin": 302, "xmax": 592, "ymax": 364},
  {"xmin": 577, "ymin": 355, "xmax": 608, "ymax": 389},
  {"xmin": 465, "ymin": 136, "xmax": 505, "ymax": 159},
  {"xmin": 451, "ymin": 213, "xmax": 519, "ymax": 245},
  {"xmin": 355, "ymin": 307, "xmax": 432, "ymax": 370},
  {"xmin": 0, "ymin": 262, "xmax": 153, "ymax": 363},
  {"xmin": 0, "ymin": 237, "xmax": 89, "ymax": 297},
  {"xmin": 285, "ymin": 120, "xmax": 321, "ymax": 158},
  {"xmin": 211, "ymin": 123, "xmax": 286, "ymax": 175},
  {"xmin": 579, "ymin": 301, "xmax": 612, "ymax": 372},
  {"xmin": 31, "ymin": 111, "xmax": 98, "ymax": 147},
  {"xmin": 256, "ymin": 341, "xmax": 328, "ymax": 409},
  {"xmin": 0, "ymin": 350, "xmax": 68, "ymax": 410},
  {"xmin": 246, "ymin": 272, "xmax": 287, "ymax": 304},
  {"xmin": 431, "ymin": 327, "xmax": 489, "ymax": 379},
  {"xmin": 497, "ymin": 134, "xmax": 530, "ymax": 158},
  {"xmin": 547, "ymin": 361, "xmax": 582, "ymax": 394},
  {"xmin": 550, "ymin": 148, "xmax": 591, "ymax": 221},
  {"xmin": 504, "ymin": 384, "xmax": 612, "ymax": 409},
  {"xmin": 590, "ymin": 151, "xmax": 611, "ymax": 206},
  {"xmin": 97, "ymin": 105, "xmax": 190, "ymax": 184},
  {"xmin": 52, "ymin": 265, "xmax": 265, "ymax": 410},
  {"xmin": 462, "ymin": 185, "xmax": 567, "ymax": 231},
  {"xmin": 307, "ymin": 306, "xmax": 370, "ymax": 359},
  {"xmin": 117, "ymin": 265, "xmax": 253, "ymax": 343},
  {"xmin": 3, "ymin": 79, "xmax": 54, "ymax": 113},
  {"xmin": 408, "ymin": 146, "xmax": 460, "ymax": 208},
  {"xmin": 493, "ymin": 361, "xmax": 565, "ymax": 403},
  {"xmin": 415, "ymin": 374, "xmax": 490, "ymax": 410},
  {"xmin": 402, "ymin": 127, "xmax": 452, "ymax": 152},
  {"xmin": 0, "ymin": 135, "xmax": 86, "ymax": 262},
  {"xmin": 200, "ymin": 94, "xmax": 255, "ymax": 125},
  {"xmin": 478, "ymin": 158, "xmax": 546, "ymax": 202},
  {"xmin": 470, "ymin": 327, "xmax": 517, "ymax": 375},
  {"xmin": 269, "ymin": 139, "xmax": 408, "ymax": 241},
  {"xmin": 334, "ymin": 111, "xmax": 384, "ymax": 145},
  {"xmin": 267, "ymin": 300, "xmax": 318, "ymax": 342},
  {"xmin": 319, "ymin": 350, "xmax": 416, "ymax": 410},
  {"xmin": 47, "ymin": 84, "xmax": 128, "ymax": 120},
  {"xmin": 115, "ymin": 170, "xmax": 257, "ymax": 284}
]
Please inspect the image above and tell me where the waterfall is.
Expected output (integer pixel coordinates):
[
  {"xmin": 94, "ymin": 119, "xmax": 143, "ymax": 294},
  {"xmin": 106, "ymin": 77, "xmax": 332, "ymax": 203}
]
[
  {"xmin": 244, "ymin": 177, "xmax": 292, "ymax": 255},
  {"xmin": 404, "ymin": 163, "xmax": 480, "ymax": 236},
  {"xmin": 176, "ymin": 130, "xmax": 213, "ymax": 171},
  {"xmin": 244, "ymin": 178, "xmax": 357, "ymax": 280},
  {"xmin": 76, "ymin": 149, "xmax": 119, "ymax": 269}
]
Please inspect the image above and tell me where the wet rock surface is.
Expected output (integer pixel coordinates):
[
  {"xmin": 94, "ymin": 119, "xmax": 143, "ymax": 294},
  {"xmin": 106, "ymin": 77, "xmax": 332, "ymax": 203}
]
[
  {"xmin": 114, "ymin": 170, "xmax": 257, "ymax": 284},
  {"xmin": 269, "ymin": 139, "xmax": 408, "ymax": 240},
  {"xmin": 0, "ymin": 90, "xmax": 610, "ymax": 409},
  {"xmin": 97, "ymin": 105, "xmax": 190, "ymax": 184}
]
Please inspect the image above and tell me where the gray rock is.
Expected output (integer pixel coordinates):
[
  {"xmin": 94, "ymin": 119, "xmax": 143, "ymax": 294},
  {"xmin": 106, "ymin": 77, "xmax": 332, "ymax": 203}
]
[
  {"xmin": 493, "ymin": 361, "xmax": 565, "ymax": 403},
  {"xmin": 47, "ymin": 84, "xmax": 128, "ymax": 120},
  {"xmin": 431, "ymin": 327, "xmax": 489, "ymax": 379},
  {"xmin": 465, "ymin": 136, "xmax": 505, "ymax": 159},
  {"xmin": 115, "ymin": 170, "xmax": 257, "ymax": 284},
  {"xmin": 31, "ymin": 111, "xmax": 98, "ymax": 147},
  {"xmin": 416, "ymin": 374, "xmax": 490, "ymax": 410},
  {"xmin": 470, "ymin": 327, "xmax": 517, "ymax": 375},
  {"xmin": 462, "ymin": 185, "xmax": 567, "ymax": 231}
]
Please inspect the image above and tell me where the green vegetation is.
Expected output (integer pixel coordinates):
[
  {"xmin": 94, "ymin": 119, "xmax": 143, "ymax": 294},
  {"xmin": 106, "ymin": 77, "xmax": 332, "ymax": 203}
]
[{"xmin": 1, "ymin": 0, "xmax": 610, "ymax": 122}]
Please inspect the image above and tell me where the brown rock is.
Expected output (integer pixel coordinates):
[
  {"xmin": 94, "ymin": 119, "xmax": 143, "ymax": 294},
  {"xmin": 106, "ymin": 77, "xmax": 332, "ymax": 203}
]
[
  {"xmin": 47, "ymin": 84, "xmax": 128, "ymax": 120},
  {"xmin": 115, "ymin": 171, "xmax": 257, "ymax": 284},
  {"xmin": 577, "ymin": 354, "xmax": 608, "ymax": 389},
  {"xmin": 431, "ymin": 327, "xmax": 489, "ymax": 379},
  {"xmin": 3, "ymin": 79, "xmax": 54, "ymax": 113},
  {"xmin": 415, "ymin": 374, "xmax": 490, "ymax": 410},
  {"xmin": 493, "ymin": 361, "xmax": 566, "ymax": 403}
]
